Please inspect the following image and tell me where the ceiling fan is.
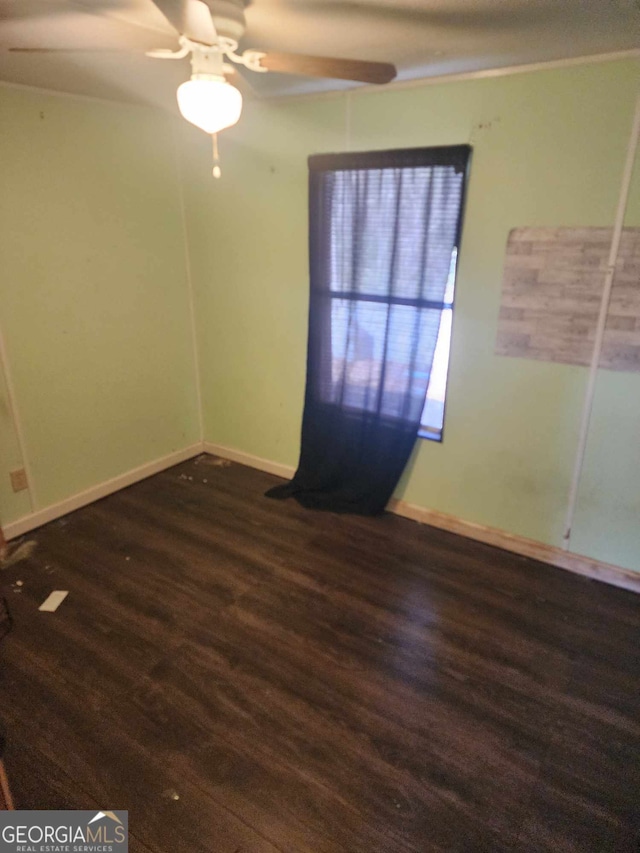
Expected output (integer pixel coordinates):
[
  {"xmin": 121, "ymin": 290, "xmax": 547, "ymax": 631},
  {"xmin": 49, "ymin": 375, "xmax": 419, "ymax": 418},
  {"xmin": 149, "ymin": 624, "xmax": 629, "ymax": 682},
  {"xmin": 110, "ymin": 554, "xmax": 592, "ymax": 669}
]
[
  {"xmin": 11, "ymin": 0, "xmax": 396, "ymax": 157},
  {"xmin": 152, "ymin": 0, "xmax": 395, "ymax": 132}
]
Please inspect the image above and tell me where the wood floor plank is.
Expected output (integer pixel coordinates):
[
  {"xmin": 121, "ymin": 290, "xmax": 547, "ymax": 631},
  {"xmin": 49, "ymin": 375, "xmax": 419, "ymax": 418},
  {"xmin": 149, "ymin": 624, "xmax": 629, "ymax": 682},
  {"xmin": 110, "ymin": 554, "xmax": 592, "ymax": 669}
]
[{"xmin": 1, "ymin": 455, "xmax": 639, "ymax": 852}]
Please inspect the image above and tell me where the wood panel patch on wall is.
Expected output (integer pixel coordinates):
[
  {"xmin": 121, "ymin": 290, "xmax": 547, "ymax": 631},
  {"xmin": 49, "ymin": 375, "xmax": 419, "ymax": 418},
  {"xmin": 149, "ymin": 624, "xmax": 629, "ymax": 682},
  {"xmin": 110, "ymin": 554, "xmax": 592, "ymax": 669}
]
[{"xmin": 496, "ymin": 227, "xmax": 640, "ymax": 371}]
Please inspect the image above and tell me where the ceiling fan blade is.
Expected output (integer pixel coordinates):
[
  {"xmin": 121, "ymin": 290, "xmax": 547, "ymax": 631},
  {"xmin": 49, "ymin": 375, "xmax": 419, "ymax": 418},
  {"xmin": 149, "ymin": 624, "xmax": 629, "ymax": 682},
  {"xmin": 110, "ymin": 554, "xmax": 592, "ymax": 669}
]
[
  {"xmin": 258, "ymin": 52, "xmax": 396, "ymax": 84},
  {"xmin": 150, "ymin": 0, "xmax": 217, "ymax": 45}
]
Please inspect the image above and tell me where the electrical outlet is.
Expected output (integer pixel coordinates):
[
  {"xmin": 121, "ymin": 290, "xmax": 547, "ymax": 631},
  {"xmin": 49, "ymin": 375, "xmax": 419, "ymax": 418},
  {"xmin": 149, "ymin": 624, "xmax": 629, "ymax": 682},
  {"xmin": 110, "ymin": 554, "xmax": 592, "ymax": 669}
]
[{"xmin": 10, "ymin": 469, "xmax": 28, "ymax": 493}]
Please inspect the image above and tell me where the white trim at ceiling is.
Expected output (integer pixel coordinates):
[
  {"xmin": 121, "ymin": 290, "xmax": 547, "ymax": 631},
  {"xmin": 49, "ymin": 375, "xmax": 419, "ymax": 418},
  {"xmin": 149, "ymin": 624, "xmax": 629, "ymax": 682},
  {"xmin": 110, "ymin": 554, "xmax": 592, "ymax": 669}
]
[
  {"xmin": 0, "ymin": 77, "xmax": 172, "ymax": 110},
  {"xmin": 0, "ymin": 47, "xmax": 638, "ymax": 108},
  {"xmin": 266, "ymin": 47, "xmax": 640, "ymax": 102}
]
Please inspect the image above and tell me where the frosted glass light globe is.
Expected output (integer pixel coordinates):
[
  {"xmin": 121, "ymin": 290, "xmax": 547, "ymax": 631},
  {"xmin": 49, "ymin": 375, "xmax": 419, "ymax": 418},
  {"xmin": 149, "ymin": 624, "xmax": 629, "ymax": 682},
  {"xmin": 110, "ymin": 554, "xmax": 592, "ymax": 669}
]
[{"xmin": 177, "ymin": 77, "xmax": 243, "ymax": 134}]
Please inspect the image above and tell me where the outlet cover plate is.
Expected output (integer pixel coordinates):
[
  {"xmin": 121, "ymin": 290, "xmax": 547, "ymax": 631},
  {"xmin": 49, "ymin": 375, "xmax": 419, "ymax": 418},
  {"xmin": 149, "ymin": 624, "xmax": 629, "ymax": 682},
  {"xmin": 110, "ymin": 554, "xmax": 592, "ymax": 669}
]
[{"xmin": 10, "ymin": 468, "xmax": 28, "ymax": 493}]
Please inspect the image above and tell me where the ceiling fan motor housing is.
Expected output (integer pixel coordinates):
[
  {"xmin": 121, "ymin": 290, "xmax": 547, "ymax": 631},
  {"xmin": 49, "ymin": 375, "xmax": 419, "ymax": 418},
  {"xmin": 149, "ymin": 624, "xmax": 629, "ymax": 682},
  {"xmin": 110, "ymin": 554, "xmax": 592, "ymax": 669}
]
[{"xmin": 203, "ymin": 0, "xmax": 249, "ymax": 41}]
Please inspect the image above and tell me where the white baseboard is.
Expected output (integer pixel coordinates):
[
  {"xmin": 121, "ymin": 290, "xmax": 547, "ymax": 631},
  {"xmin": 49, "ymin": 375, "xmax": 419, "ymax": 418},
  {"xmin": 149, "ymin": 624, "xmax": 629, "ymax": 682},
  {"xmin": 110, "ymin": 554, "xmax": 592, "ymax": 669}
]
[
  {"xmin": 6, "ymin": 437, "xmax": 638, "ymax": 595},
  {"xmin": 387, "ymin": 499, "xmax": 640, "ymax": 594},
  {"xmin": 203, "ymin": 442, "xmax": 296, "ymax": 480},
  {"xmin": 4, "ymin": 442, "xmax": 204, "ymax": 540},
  {"xmin": 204, "ymin": 442, "xmax": 640, "ymax": 594}
]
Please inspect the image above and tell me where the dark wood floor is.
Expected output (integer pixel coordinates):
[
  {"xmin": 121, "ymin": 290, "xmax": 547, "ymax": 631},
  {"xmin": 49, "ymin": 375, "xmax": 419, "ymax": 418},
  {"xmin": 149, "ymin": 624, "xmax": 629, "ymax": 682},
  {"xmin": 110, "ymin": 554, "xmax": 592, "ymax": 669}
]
[{"xmin": 1, "ymin": 456, "xmax": 639, "ymax": 852}]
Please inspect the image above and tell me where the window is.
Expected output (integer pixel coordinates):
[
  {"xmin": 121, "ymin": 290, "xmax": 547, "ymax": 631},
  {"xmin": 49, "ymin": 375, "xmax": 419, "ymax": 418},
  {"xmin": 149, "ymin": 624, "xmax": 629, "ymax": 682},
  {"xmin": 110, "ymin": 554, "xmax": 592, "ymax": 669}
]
[
  {"xmin": 419, "ymin": 248, "xmax": 457, "ymax": 440},
  {"xmin": 309, "ymin": 146, "xmax": 469, "ymax": 442}
]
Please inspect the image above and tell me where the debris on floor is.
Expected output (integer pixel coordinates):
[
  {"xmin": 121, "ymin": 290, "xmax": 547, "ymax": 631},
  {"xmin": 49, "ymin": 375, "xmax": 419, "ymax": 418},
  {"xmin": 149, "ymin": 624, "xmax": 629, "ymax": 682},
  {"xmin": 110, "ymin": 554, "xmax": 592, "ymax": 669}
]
[
  {"xmin": 161, "ymin": 789, "xmax": 180, "ymax": 801},
  {"xmin": 200, "ymin": 456, "xmax": 232, "ymax": 468},
  {"xmin": 38, "ymin": 590, "xmax": 69, "ymax": 612},
  {"xmin": 210, "ymin": 458, "xmax": 232, "ymax": 468},
  {"xmin": 0, "ymin": 540, "xmax": 37, "ymax": 570}
]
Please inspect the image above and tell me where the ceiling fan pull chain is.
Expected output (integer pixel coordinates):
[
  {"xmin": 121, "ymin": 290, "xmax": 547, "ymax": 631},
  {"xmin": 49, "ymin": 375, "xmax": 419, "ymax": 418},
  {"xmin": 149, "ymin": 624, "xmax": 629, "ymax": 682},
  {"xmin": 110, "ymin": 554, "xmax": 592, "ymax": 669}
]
[{"xmin": 212, "ymin": 133, "xmax": 222, "ymax": 179}]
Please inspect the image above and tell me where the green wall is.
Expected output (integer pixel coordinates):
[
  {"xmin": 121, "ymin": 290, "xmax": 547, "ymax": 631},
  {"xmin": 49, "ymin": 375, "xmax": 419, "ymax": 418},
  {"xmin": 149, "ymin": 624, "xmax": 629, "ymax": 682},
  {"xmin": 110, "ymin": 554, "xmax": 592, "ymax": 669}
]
[
  {"xmin": 2, "ymin": 60, "xmax": 638, "ymax": 575},
  {"xmin": 570, "ymin": 143, "xmax": 640, "ymax": 569},
  {"xmin": 0, "ymin": 85, "xmax": 200, "ymax": 525},
  {"xmin": 182, "ymin": 58, "xmax": 640, "ymax": 571},
  {"xmin": 0, "ymin": 359, "xmax": 31, "ymax": 523}
]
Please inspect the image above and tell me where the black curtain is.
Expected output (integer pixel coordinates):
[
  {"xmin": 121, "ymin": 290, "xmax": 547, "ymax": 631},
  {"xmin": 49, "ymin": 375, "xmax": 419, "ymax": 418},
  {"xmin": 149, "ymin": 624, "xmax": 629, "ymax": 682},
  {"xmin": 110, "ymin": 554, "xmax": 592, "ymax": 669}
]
[{"xmin": 267, "ymin": 145, "xmax": 470, "ymax": 515}]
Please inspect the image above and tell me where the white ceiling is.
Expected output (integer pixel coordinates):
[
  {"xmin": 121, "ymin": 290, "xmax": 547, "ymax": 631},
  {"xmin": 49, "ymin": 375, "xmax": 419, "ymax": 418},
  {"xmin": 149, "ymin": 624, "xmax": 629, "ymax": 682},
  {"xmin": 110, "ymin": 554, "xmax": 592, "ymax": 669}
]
[{"xmin": 1, "ymin": 0, "xmax": 639, "ymax": 114}]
